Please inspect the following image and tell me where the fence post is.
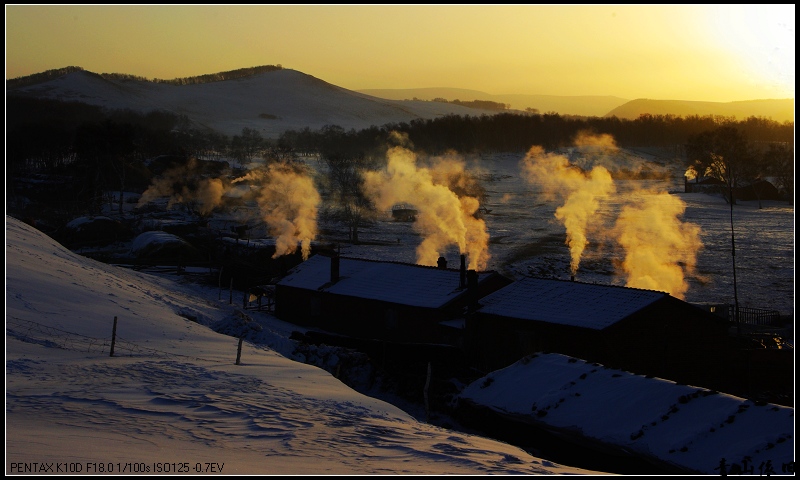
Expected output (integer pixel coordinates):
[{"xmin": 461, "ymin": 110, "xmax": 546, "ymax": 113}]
[
  {"xmin": 424, "ymin": 362, "xmax": 432, "ymax": 423},
  {"xmin": 110, "ymin": 316, "xmax": 118, "ymax": 357},
  {"xmin": 235, "ymin": 337, "xmax": 244, "ymax": 365},
  {"xmin": 229, "ymin": 278, "xmax": 234, "ymax": 305},
  {"xmin": 218, "ymin": 266, "xmax": 224, "ymax": 301}
]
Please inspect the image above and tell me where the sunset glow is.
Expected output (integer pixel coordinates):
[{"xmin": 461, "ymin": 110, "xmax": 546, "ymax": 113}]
[{"xmin": 5, "ymin": 5, "xmax": 795, "ymax": 102}]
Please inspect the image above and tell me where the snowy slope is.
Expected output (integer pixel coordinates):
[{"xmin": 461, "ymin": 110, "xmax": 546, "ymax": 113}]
[{"xmin": 5, "ymin": 216, "xmax": 599, "ymax": 475}]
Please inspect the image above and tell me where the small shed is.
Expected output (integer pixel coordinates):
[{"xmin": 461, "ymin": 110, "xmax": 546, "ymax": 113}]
[
  {"xmin": 275, "ymin": 254, "xmax": 511, "ymax": 344},
  {"xmin": 734, "ymin": 179, "xmax": 780, "ymax": 201},
  {"xmin": 468, "ymin": 277, "xmax": 733, "ymax": 391},
  {"xmin": 684, "ymin": 176, "xmax": 726, "ymax": 194}
]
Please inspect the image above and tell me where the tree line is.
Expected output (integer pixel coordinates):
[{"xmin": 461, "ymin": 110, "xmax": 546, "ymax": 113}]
[
  {"xmin": 278, "ymin": 111, "xmax": 793, "ymax": 155},
  {"xmin": 6, "ymin": 97, "xmax": 793, "ymax": 227},
  {"xmin": 7, "ymin": 64, "xmax": 285, "ymax": 89}
]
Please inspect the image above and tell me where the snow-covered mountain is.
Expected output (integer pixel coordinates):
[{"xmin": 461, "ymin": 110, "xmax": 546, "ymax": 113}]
[{"xmin": 6, "ymin": 68, "xmax": 505, "ymax": 138}]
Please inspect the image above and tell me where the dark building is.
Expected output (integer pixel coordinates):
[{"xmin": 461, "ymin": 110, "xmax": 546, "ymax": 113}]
[
  {"xmin": 275, "ymin": 253, "xmax": 511, "ymax": 345},
  {"xmin": 467, "ymin": 277, "xmax": 737, "ymax": 394}
]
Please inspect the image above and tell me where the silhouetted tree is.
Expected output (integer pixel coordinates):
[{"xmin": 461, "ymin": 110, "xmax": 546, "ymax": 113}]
[
  {"xmin": 761, "ymin": 143, "xmax": 794, "ymax": 202},
  {"xmin": 230, "ymin": 127, "xmax": 265, "ymax": 166},
  {"xmin": 685, "ymin": 126, "xmax": 754, "ymax": 205},
  {"xmin": 319, "ymin": 152, "xmax": 378, "ymax": 244}
]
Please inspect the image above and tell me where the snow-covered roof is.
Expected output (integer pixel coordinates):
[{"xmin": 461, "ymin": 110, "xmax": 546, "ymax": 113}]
[
  {"xmin": 277, "ymin": 255, "xmax": 482, "ymax": 309},
  {"xmin": 65, "ymin": 215, "xmax": 115, "ymax": 230},
  {"xmin": 478, "ymin": 277, "xmax": 668, "ymax": 330},
  {"xmin": 459, "ymin": 353, "xmax": 794, "ymax": 475},
  {"xmin": 130, "ymin": 230, "xmax": 190, "ymax": 253}
]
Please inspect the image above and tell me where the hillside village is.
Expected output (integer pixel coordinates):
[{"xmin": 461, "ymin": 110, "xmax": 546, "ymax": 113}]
[
  {"xmin": 6, "ymin": 65, "xmax": 794, "ymax": 474},
  {"xmin": 269, "ymin": 251, "xmax": 792, "ymax": 407},
  {"xmin": 6, "ymin": 214, "xmax": 794, "ymax": 475}
]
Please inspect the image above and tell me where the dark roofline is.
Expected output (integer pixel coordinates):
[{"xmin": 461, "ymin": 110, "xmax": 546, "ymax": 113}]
[
  {"xmin": 518, "ymin": 274, "xmax": 671, "ymax": 297},
  {"xmin": 313, "ymin": 252, "xmax": 503, "ymax": 276}
]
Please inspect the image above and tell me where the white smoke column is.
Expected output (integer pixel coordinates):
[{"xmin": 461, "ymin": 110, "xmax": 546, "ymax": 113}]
[
  {"xmin": 612, "ymin": 191, "xmax": 703, "ymax": 299},
  {"xmin": 460, "ymin": 195, "xmax": 491, "ymax": 270},
  {"xmin": 137, "ymin": 158, "xmax": 227, "ymax": 215},
  {"xmin": 520, "ymin": 145, "xmax": 615, "ymax": 276},
  {"xmin": 363, "ymin": 147, "xmax": 490, "ymax": 270},
  {"xmin": 429, "ymin": 154, "xmax": 491, "ymax": 270},
  {"xmin": 249, "ymin": 163, "xmax": 320, "ymax": 260}
]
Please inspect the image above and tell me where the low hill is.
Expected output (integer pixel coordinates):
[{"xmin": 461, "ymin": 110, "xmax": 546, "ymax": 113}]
[
  {"xmin": 605, "ymin": 98, "xmax": 794, "ymax": 122},
  {"xmin": 6, "ymin": 68, "xmax": 504, "ymax": 139}
]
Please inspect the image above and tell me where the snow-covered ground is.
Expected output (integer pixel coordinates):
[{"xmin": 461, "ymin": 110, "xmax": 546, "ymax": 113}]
[
  {"xmin": 6, "ymin": 204, "xmax": 794, "ymax": 475},
  {"xmin": 6, "ymin": 216, "xmax": 603, "ymax": 475}
]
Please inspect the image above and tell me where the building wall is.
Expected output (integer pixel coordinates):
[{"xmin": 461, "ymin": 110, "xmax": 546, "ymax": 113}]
[
  {"xmin": 275, "ymin": 285, "xmax": 458, "ymax": 343},
  {"xmin": 468, "ymin": 297, "xmax": 733, "ymax": 389}
]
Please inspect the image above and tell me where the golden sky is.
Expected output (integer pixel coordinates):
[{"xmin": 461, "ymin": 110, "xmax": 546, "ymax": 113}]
[{"xmin": 5, "ymin": 5, "xmax": 795, "ymax": 102}]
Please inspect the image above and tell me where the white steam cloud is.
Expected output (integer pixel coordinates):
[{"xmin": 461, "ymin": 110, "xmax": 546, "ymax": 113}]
[
  {"xmin": 138, "ymin": 159, "xmax": 320, "ymax": 260},
  {"xmin": 232, "ymin": 163, "xmax": 320, "ymax": 260},
  {"xmin": 519, "ymin": 133, "xmax": 704, "ymax": 298},
  {"xmin": 363, "ymin": 147, "xmax": 490, "ymax": 270},
  {"xmin": 611, "ymin": 191, "xmax": 703, "ymax": 299},
  {"xmin": 520, "ymin": 145, "xmax": 615, "ymax": 275}
]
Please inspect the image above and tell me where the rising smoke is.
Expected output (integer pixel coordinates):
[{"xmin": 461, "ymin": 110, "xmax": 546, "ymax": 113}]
[
  {"xmin": 362, "ymin": 146, "xmax": 491, "ymax": 270},
  {"xmin": 232, "ymin": 162, "xmax": 320, "ymax": 260},
  {"xmin": 137, "ymin": 158, "xmax": 229, "ymax": 216},
  {"xmin": 519, "ymin": 134, "xmax": 704, "ymax": 298},
  {"xmin": 611, "ymin": 191, "xmax": 702, "ymax": 299},
  {"xmin": 138, "ymin": 159, "xmax": 320, "ymax": 260},
  {"xmin": 520, "ymin": 145, "xmax": 615, "ymax": 276}
]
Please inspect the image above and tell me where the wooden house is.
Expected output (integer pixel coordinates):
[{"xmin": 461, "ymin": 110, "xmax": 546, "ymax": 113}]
[
  {"xmin": 275, "ymin": 254, "xmax": 511, "ymax": 345},
  {"xmin": 467, "ymin": 277, "xmax": 736, "ymax": 392}
]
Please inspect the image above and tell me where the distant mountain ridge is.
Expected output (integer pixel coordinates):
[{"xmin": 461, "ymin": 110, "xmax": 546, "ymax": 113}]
[
  {"xmin": 604, "ymin": 98, "xmax": 794, "ymax": 123},
  {"xmin": 7, "ymin": 66, "xmax": 794, "ymax": 140},
  {"xmin": 359, "ymin": 87, "xmax": 794, "ymax": 123},
  {"xmin": 357, "ymin": 87, "xmax": 630, "ymax": 118}
]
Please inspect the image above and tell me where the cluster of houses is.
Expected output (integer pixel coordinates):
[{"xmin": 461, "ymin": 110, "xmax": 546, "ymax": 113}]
[
  {"xmin": 684, "ymin": 175, "xmax": 782, "ymax": 201},
  {"xmin": 274, "ymin": 253, "xmax": 793, "ymax": 406}
]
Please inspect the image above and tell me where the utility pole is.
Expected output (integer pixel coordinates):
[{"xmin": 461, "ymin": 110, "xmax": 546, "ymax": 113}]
[{"xmin": 729, "ymin": 183, "xmax": 740, "ymax": 336}]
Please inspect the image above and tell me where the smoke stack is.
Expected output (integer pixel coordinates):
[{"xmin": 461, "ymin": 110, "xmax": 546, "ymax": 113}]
[
  {"xmin": 437, "ymin": 256, "xmax": 448, "ymax": 269},
  {"xmin": 460, "ymin": 254, "xmax": 467, "ymax": 289},
  {"xmin": 467, "ymin": 269, "xmax": 479, "ymax": 312},
  {"xmin": 571, "ymin": 275, "xmax": 575, "ymax": 282},
  {"xmin": 330, "ymin": 253, "xmax": 340, "ymax": 283}
]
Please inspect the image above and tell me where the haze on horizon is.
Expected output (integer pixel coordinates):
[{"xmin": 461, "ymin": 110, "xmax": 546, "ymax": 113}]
[{"xmin": 5, "ymin": 4, "xmax": 795, "ymax": 103}]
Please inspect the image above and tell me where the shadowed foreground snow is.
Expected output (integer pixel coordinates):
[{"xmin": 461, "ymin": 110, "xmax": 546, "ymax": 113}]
[{"xmin": 5, "ymin": 216, "xmax": 599, "ymax": 475}]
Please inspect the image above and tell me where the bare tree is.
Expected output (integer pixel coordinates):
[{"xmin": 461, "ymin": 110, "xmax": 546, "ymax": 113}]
[
  {"xmin": 320, "ymin": 153, "xmax": 377, "ymax": 244},
  {"xmin": 762, "ymin": 142, "xmax": 793, "ymax": 203},
  {"xmin": 686, "ymin": 126, "xmax": 754, "ymax": 205}
]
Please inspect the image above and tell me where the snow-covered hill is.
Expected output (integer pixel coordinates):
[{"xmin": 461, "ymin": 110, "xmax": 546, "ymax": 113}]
[
  {"xmin": 5, "ymin": 215, "xmax": 600, "ymax": 475},
  {"xmin": 6, "ymin": 69, "xmax": 502, "ymax": 138}
]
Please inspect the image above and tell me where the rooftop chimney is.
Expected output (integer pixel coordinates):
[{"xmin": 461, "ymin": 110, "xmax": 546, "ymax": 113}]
[
  {"xmin": 437, "ymin": 256, "xmax": 448, "ymax": 269},
  {"xmin": 459, "ymin": 254, "xmax": 467, "ymax": 289},
  {"xmin": 330, "ymin": 253, "xmax": 340, "ymax": 283},
  {"xmin": 467, "ymin": 269, "xmax": 479, "ymax": 312}
]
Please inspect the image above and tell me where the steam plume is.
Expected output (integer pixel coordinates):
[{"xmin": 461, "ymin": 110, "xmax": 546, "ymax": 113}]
[
  {"xmin": 520, "ymin": 145, "xmax": 615, "ymax": 275},
  {"xmin": 611, "ymin": 191, "xmax": 702, "ymax": 299},
  {"xmin": 138, "ymin": 159, "xmax": 320, "ymax": 260},
  {"xmin": 363, "ymin": 147, "xmax": 490, "ymax": 270},
  {"xmin": 234, "ymin": 163, "xmax": 320, "ymax": 260},
  {"xmin": 137, "ymin": 158, "xmax": 228, "ymax": 216}
]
